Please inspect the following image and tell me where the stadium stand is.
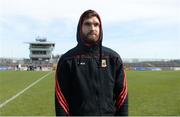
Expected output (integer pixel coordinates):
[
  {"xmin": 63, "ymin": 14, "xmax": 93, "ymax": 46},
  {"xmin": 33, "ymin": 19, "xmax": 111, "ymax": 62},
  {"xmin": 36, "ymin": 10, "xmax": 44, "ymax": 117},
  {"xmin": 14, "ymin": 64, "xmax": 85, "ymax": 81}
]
[
  {"xmin": 0, "ymin": 57, "xmax": 180, "ymax": 71},
  {"xmin": 124, "ymin": 59, "xmax": 180, "ymax": 71}
]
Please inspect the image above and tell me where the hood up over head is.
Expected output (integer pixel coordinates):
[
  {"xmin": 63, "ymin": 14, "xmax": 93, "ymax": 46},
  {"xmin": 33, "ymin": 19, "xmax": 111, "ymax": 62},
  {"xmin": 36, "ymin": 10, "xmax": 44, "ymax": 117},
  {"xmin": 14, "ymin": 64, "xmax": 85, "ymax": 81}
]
[{"xmin": 76, "ymin": 9, "xmax": 103, "ymax": 47}]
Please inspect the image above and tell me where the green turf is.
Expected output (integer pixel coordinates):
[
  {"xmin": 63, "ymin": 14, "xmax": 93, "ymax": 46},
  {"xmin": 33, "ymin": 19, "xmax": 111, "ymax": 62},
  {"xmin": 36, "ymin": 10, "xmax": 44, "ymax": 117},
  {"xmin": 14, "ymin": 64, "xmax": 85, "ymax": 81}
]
[
  {"xmin": 127, "ymin": 71, "xmax": 180, "ymax": 116},
  {"xmin": 0, "ymin": 70, "xmax": 180, "ymax": 115},
  {"xmin": 0, "ymin": 71, "xmax": 55, "ymax": 116}
]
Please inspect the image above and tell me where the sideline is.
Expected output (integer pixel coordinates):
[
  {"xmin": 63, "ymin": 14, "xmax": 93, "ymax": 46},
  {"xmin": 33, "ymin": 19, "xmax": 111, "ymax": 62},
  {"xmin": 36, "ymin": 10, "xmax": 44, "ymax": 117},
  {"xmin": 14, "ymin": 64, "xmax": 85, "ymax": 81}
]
[{"xmin": 0, "ymin": 71, "xmax": 52, "ymax": 108}]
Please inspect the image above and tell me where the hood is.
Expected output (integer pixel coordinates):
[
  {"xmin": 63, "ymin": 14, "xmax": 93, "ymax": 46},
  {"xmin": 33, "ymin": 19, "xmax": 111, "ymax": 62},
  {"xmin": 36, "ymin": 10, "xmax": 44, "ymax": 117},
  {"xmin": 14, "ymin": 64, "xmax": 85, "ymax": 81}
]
[
  {"xmin": 76, "ymin": 9, "xmax": 103, "ymax": 67},
  {"xmin": 76, "ymin": 9, "xmax": 103, "ymax": 47}
]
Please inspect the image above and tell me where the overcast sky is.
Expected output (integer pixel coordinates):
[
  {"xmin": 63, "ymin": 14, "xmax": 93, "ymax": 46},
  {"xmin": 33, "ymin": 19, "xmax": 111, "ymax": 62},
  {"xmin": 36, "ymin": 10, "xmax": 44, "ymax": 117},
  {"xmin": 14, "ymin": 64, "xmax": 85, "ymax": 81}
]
[{"xmin": 0, "ymin": 0, "xmax": 180, "ymax": 59}]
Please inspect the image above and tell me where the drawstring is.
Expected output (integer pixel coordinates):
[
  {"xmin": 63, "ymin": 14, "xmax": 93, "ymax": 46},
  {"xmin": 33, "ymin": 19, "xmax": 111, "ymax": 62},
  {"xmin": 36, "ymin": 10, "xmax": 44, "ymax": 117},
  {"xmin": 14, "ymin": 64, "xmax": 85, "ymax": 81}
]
[
  {"xmin": 99, "ymin": 41, "xmax": 102, "ymax": 68},
  {"xmin": 78, "ymin": 55, "xmax": 82, "ymax": 66}
]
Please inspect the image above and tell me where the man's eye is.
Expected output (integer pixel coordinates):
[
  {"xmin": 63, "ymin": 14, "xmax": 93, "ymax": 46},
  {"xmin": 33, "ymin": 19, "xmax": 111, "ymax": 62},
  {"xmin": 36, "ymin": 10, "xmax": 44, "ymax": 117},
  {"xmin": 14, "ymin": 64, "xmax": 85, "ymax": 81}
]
[
  {"xmin": 94, "ymin": 23, "xmax": 99, "ymax": 26},
  {"xmin": 85, "ymin": 22, "xmax": 91, "ymax": 26}
]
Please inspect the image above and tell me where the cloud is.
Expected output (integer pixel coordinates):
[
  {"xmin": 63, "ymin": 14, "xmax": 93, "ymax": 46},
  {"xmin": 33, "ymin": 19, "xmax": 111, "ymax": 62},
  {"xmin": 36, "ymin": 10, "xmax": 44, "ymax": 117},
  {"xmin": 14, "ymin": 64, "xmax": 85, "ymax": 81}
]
[
  {"xmin": 104, "ymin": 38, "xmax": 180, "ymax": 59},
  {"xmin": 0, "ymin": 0, "xmax": 179, "ymax": 58},
  {"xmin": 0, "ymin": 0, "xmax": 179, "ymax": 23}
]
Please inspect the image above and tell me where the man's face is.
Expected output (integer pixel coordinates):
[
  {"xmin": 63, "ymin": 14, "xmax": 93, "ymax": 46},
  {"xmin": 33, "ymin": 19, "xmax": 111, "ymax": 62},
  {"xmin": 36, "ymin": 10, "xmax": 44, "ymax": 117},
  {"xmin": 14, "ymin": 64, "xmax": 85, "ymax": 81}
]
[{"xmin": 82, "ymin": 16, "xmax": 100, "ymax": 43}]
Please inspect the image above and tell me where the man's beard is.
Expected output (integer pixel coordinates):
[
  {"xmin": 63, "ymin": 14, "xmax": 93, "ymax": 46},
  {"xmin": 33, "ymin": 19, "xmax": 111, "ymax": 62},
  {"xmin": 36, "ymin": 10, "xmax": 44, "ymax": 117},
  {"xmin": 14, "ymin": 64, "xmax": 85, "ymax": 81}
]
[{"xmin": 82, "ymin": 31, "xmax": 99, "ymax": 44}]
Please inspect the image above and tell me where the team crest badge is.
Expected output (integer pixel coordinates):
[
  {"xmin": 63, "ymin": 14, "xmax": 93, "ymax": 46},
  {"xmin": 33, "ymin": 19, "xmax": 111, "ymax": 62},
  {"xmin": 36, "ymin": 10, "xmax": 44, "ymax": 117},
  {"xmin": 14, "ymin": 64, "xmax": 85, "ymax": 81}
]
[{"xmin": 101, "ymin": 59, "xmax": 107, "ymax": 68}]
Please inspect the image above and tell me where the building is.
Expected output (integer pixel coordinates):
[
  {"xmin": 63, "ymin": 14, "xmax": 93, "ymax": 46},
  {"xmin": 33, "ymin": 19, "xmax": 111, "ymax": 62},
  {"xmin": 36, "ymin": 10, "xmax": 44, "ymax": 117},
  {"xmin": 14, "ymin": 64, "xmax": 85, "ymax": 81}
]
[{"xmin": 27, "ymin": 37, "xmax": 55, "ymax": 64}]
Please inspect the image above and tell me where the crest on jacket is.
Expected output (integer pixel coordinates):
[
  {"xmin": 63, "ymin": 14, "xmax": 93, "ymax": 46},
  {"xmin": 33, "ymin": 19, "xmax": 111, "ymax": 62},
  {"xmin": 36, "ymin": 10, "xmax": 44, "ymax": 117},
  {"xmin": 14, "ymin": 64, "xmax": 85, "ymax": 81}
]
[{"xmin": 101, "ymin": 59, "xmax": 107, "ymax": 68}]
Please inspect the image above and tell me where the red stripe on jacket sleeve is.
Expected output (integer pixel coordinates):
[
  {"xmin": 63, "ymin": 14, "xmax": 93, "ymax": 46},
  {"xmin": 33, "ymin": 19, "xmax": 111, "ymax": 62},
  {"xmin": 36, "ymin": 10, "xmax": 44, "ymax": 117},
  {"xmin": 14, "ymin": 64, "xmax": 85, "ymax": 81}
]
[
  {"xmin": 55, "ymin": 78, "xmax": 70, "ymax": 115},
  {"xmin": 116, "ymin": 69, "xmax": 128, "ymax": 109}
]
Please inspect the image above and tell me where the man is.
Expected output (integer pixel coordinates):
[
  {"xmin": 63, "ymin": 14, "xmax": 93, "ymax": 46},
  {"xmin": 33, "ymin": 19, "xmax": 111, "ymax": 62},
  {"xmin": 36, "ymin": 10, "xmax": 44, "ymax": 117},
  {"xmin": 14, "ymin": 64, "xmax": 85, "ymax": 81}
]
[{"xmin": 55, "ymin": 9, "xmax": 128, "ymax": 116}]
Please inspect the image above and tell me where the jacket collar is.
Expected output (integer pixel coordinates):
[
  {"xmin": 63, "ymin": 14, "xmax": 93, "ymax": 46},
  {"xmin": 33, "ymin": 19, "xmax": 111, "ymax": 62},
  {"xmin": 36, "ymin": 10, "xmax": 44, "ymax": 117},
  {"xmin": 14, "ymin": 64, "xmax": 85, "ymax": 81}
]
[{"xmin": 77, "ymin": 43, "xmax": 99, "ymax": 54}]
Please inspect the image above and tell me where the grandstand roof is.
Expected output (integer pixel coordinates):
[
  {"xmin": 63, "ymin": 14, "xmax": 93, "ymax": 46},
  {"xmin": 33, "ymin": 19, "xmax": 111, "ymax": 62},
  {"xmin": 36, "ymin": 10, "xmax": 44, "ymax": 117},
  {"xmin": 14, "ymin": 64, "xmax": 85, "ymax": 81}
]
[
  {"xmin": 26, "ymin": 42, "xmax": 55, "ymax": 45},
  {"xmin": 25, "ymin": 36, "xmax": 55, "ymax": 45}
]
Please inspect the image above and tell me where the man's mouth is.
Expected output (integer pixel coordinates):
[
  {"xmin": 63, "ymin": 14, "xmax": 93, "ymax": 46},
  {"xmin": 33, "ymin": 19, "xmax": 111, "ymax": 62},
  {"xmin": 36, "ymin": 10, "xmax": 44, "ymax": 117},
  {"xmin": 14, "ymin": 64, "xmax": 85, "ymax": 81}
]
[{"xmin": 88, "ymin": 33, "xmax": 96, "ymax": 36}]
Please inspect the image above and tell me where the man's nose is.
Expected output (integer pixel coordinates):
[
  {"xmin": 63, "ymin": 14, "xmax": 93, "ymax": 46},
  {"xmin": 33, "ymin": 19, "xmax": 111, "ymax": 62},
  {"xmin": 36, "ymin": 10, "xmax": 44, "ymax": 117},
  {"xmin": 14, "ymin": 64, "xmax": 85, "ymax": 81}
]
[{"xmin": 90, "ymin": 25, "xmax": 95, "ymax": 30}]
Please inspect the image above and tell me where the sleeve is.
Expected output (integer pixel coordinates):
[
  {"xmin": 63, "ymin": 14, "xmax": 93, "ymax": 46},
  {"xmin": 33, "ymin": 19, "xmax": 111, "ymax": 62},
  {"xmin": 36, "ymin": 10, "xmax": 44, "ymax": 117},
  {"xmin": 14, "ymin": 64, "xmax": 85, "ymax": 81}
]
[
  {"xmin": 55, "ymin": 58, "xmax": 70, "ymax": 116},
  {"xmin": 114, "ymin": 57, "xmax": 128, "ymax": 116}
]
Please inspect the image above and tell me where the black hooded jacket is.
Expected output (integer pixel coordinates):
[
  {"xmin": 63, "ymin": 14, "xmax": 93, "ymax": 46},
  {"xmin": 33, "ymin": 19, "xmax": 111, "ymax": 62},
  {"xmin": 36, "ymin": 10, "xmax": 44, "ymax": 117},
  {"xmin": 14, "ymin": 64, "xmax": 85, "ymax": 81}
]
[{"xmin": 55, "ymin": 10, "xmax": 128, "ymax": 116}]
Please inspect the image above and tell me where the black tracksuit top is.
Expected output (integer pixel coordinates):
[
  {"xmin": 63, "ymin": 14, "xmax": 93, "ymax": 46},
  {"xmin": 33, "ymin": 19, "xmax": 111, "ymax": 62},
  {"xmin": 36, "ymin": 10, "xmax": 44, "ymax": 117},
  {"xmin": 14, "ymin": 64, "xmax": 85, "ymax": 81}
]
[{"xmin": 55, "ymin": 44, "xmax": 128, "ymax": 116}]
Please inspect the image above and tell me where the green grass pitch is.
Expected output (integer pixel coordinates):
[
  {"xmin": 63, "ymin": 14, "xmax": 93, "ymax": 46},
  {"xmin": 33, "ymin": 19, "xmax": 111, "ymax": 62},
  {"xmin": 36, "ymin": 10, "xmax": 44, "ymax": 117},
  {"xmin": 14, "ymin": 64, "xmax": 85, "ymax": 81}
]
[{"xmin": 0, "ymin": 70, "xmax": 180, "ymax": 116}]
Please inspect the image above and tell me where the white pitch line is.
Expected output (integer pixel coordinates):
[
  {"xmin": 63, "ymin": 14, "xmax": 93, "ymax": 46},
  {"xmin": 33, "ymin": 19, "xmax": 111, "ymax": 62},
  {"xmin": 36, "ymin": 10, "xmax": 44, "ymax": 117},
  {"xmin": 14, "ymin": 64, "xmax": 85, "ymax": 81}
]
[{"xmin": 0, "ymin": 72, "xmax": 52, "ymax": 108}]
